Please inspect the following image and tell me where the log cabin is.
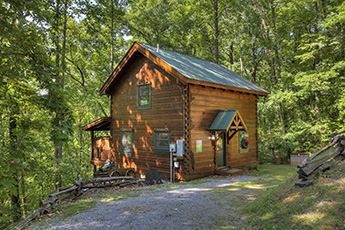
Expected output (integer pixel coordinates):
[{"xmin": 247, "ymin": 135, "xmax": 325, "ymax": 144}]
[{"xmin": 81, "ymin": 42, "xmax": 268, "ymax": 180}]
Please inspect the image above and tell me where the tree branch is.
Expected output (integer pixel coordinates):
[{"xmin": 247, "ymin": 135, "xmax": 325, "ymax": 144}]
[
  {"xmin": 64, "ymin": 56, "xmax": 85, "ymax": 86},
  {"xmin": 97, "ymin": 101, "xmax": 108, "ymax": 117}
]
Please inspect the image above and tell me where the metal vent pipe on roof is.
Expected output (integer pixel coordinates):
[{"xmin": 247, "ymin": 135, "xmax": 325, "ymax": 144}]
[{"xmin": 157, "ymin": 44, "xmax": 159, "ymax": 52}]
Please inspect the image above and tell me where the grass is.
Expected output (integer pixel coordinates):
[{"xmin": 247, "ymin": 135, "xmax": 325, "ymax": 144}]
[
  {"xmin": 53, "ymin": 197, "xmax": 98, "ymax": 218},
  {"xmin": 243, "ymin": 162, "xmax": 345, "ymax": 230},
  {"xmin": 212, "ymin": 164, "xmax": 296, "ymax": 193},
  {"xmin": 34, "ymin": 188, "xmax": 140, "ymax": 224}
]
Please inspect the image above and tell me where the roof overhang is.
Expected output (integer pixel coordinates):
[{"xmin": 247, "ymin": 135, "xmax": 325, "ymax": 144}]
[
  {"xmin": 209, "ymin": 110, "xmax": 247, "ymax": 132},
  {"xmin": 99, "ymin": 42, "xmax": 268, "ymax": 97},
  {"xmin": 81, "ymin": 117, "xmax": 111, "ymax": 131}
]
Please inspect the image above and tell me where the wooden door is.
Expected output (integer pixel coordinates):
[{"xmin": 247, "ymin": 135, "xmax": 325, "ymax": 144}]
[{"xmin": 216, "ymin": 133, "xmax": 226, "ymax": 168}]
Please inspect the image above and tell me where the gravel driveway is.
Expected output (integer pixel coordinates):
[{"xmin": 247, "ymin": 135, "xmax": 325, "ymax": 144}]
[{"xmin": 28, "ymin": 175, "xmax": 264, "ymax": 230}]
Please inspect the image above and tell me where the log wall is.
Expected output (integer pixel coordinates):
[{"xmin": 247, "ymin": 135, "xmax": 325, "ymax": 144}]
[
  {"xmin": 110, "ymin": 54, "xmax": 184, "ymax": 176},
  {"xmin": 189, "ymin": 85, "xmax": 258, "ymax": 175}
]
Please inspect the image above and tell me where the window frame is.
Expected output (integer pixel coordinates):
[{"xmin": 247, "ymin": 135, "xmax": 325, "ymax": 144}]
[
  {"xmin": 137, "ymin": 83, "xmax": 151, "ymax": 110},
  {"xmin": 154, "ymin": 130, "xmax": 170, "ymax": 152},
  {"xmin": 120, "ymin": 129, "xmax": 133, "ymax": 155}
]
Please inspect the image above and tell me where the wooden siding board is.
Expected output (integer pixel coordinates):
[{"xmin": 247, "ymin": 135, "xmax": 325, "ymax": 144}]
[
  {"xmin": 110, "ymin": 55, "xmax": 184, "ymax": 176},
  {"xmin": 190, "ymin": 85, "xmax": 258, "ymax": 170}
]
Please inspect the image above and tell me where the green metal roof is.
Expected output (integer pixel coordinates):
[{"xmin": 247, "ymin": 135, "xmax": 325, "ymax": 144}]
[
  {"xmin": 209, "ymin": 110, "xmax": 238, "ymax": 131},
  {"xmin": 138, "ymin": 43, "xmax": 268, "ymax": 95}
]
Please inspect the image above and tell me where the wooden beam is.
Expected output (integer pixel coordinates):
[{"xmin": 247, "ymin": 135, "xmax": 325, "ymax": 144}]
[
  {"xmin": 227, "ymin": 130, "xmax": 238, "ymax": 144},
  {"xmin": 230, "ymin": 126, "xmax": 244, "ymax": 130}
]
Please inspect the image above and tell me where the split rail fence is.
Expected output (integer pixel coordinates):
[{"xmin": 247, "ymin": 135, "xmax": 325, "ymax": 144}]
[{"xmin": 13, "ymin": 176, "xmax": 137, "ymax": 230}]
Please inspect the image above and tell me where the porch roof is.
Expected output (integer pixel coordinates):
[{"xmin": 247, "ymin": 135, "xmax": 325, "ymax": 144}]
[
  {"xmin": 209, "ymin": 110, "xmax": 247, "ymax": 132},
  {"xmin": 81, "ymin": 117, "xmax": 111, "ymax": 131}
]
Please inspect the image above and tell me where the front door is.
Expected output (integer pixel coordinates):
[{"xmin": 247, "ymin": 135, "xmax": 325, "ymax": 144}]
[{"xmin": 216, "ymin": 133, "xmax": 226, "ymax": 168}]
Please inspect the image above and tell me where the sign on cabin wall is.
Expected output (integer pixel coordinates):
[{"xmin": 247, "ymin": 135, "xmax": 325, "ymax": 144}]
[
  {"xmin": 196, "ymin": 140, "xmax": 202, "ymax": 153},
  {"xmin": 239, "ymin": 131, "xmax": 249, "ymax": 153}
]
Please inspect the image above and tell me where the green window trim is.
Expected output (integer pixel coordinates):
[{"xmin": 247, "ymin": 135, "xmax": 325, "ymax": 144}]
[
  {"xmin": 154, "ymin": 131, "xmax": 170, "ymax": 152},
  {"xmin": 120, "ymin": 130, "xmax": 133, "ymax": 155},
  {"xmin": 137, "ymin": 83, "xmax": 151, "ymax": 110}
]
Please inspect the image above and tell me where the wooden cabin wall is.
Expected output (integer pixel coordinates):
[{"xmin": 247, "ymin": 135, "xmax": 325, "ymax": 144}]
[
  {"xmin": 189, "ymin": 85, "xmax": 258, "ymax": 174},
  {"xmin": 110, "ymin": 54, "xmax": 184, "ymax": 177}
]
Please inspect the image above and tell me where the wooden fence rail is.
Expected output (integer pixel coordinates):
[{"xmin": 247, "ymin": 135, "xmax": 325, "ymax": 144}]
[
  {"xmin": 295, "ymin": 132, "xmax": 345, "ymax": 187},
  {"xmin": 12, "ymin": 176, "xmax": 136, "ymax": 230}
]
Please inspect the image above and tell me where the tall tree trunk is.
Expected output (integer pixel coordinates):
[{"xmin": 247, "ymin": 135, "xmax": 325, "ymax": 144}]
[
  {"xmin": 228, "ymin": 41, "xmax": 234, "ymax": 65},
  {"xmin": 340, "ymin": 23, "xmax": 344, "ymax": 60},
  {"xmin": 9, "ymin": 106, "xmax": 21, "ymax": 221},
  {"xmin": 20, "ymin": 174, "xmax": 26, "ymax": 218},
  {"xmin": 271, "ymin": 4, "xmax": 281, "ymax": 79},
  {"xmin": 213, "ymin": 0, "xmax": 219, "ymax": 63},
  {"xmin": 111, "ymin": 0, "xmax": 114, "ymax": 70},
  {"xmin": 53, "ymin": 0, "xmax": 63, "ymax": 191},
  {"xmin": 253, "ymin": 0, "xmax": 277, "ymax": 84},
  {"xmin": 312, "ymin": 1, "xmax": 319, "ymax": 70},
  {"xmin": 238, "ymin": 37, "xmax": 244, "ymax": 76},
  {"xmin": 248, "ymin": 26, "xmax": 260, "ymax": 83}
]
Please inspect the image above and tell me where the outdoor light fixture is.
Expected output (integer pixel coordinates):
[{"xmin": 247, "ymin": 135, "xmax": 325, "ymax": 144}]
[{"xmin": 209, "ymin": 134, "xmax": 216, "ymax": 141}]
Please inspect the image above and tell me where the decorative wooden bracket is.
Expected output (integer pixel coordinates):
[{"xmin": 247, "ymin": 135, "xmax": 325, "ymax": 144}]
[{"xmin": 227, "ymin": 130, "xmax": 238, "ymax": 144}]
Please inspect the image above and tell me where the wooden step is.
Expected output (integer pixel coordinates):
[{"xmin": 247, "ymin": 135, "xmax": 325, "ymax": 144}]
[{"xmin": 215, "ymin": 167, "xmax": 243, "ymax": 176}]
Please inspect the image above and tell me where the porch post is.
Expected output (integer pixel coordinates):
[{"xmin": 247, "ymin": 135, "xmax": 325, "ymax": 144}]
[{"xmin": 91, "ymin": 130, "xmax": 96, "ymax": 174}]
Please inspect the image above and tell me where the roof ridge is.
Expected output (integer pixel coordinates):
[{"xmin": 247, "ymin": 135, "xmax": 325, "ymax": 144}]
[{"xmin": 137, "ymin": 42, "xmax": 232, "ymax": 72}]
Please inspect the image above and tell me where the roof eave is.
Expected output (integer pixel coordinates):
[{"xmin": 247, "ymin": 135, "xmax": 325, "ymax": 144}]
[
  {"xmin": 81, "ymin": 117, "xmax": 112, "ymax": 131},
  {"xmin": 186, "ymin": 78, "xmax": 269, "ymax": 96}
]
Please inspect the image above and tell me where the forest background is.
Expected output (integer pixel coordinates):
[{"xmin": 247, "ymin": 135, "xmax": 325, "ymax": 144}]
[{"xmin": 1, "ymin": 0, "xmax": 345, "ymax": 227}]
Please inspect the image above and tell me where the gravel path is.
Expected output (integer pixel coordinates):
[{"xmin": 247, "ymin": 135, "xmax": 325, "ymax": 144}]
[{"xmin": 28, "ymin": 175, "xmax": 264, "ymax": 230}]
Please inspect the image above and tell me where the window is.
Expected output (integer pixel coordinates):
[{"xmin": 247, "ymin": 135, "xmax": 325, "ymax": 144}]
[
  {"xmin": 154, "ymin": 131, "xmax": 170, "ymax": 152},
  {"xmin": 137, "ymin": 84, "xmax": 151, "ymax": 109},
  {"xmin": 121, "ymin": 130, "xmax": 133, "ymax": 155}
]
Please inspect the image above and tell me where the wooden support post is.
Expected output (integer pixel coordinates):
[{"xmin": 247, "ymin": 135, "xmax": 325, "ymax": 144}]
[
  {"xmin": 213, "ymin": 141, "xmax": 217, "ymax": 170},
  {"xmin": 91, "ymin": 130, "xmax": 96, "ymax": 174}
]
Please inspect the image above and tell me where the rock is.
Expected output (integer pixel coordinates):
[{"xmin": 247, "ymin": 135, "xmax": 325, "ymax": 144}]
[{"xmin": 295, "ymin": 179, "xmax": 314, "ymax": 187}]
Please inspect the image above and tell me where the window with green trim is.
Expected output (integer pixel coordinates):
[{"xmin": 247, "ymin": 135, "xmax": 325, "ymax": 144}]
[
  {"xmin": 154, "ymin": 131, "xmax": 170, "ymax": 152},
  {"xmin": 121, "ymin": 130, "xmax": 133, "ymax": 155},
  {"xmin": 137, "ymin": 84, "xmax": 151, "ymax": 109}
]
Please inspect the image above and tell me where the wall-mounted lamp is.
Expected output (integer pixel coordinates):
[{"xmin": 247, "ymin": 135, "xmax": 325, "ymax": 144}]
[{"xmin": 208, "ymin": 134, "xmax": 216, "ymax": 141}]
